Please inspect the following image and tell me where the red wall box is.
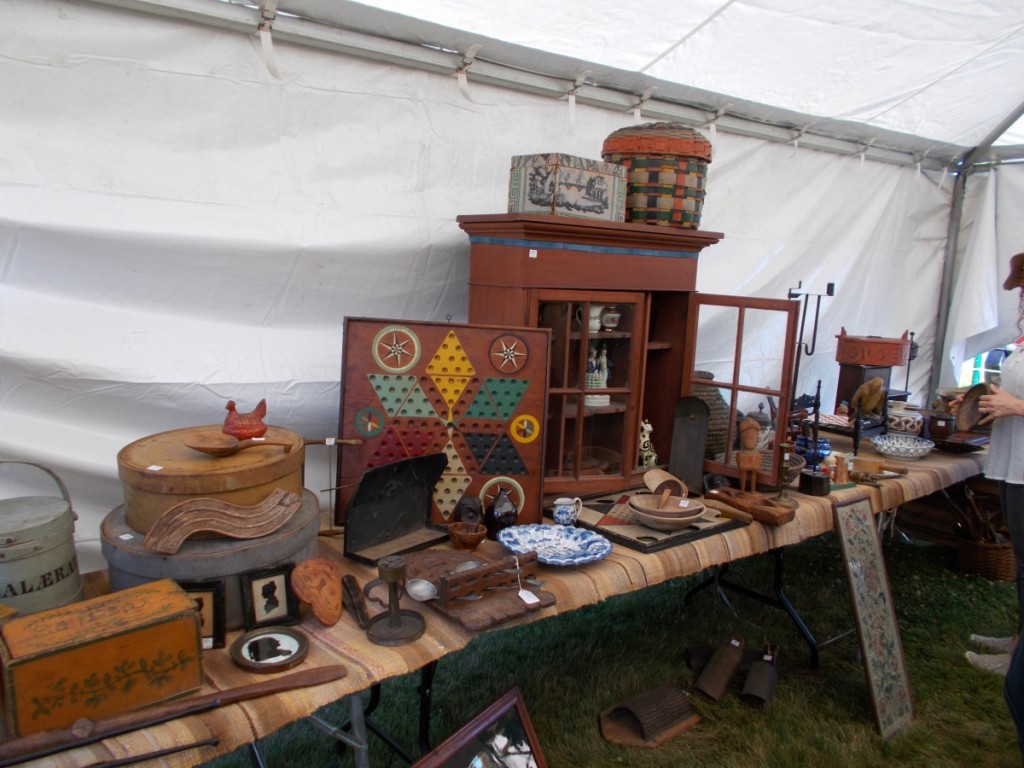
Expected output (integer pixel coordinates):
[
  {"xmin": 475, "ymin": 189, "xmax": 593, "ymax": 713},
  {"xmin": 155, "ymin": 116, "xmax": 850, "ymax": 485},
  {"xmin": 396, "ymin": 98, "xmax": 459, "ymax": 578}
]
[{"xmin": 835, "ymin": 329, "xmax": 912, "ymax": 367}]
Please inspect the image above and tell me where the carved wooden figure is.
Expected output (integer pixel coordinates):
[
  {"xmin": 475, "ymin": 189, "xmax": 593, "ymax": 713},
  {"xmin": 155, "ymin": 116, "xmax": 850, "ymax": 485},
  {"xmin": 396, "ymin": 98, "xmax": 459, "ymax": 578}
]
[{"xmin": 736, "ymin": 417, "xmax": 763, "ymax": 492}]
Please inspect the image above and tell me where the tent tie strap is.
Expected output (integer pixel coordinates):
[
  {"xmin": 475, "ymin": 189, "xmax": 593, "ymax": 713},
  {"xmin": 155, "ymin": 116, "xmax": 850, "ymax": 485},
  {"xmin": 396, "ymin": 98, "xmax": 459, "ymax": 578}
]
[{"xmin": 258, "ymin": 0, "xmax": 280, "ymax": 79}]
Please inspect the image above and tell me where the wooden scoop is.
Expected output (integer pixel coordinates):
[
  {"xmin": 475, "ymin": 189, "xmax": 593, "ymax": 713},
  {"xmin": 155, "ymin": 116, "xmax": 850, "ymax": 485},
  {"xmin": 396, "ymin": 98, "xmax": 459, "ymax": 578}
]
[{"xmin": 185, "ymin": 433, "xmax": 295, "ymax": 456}]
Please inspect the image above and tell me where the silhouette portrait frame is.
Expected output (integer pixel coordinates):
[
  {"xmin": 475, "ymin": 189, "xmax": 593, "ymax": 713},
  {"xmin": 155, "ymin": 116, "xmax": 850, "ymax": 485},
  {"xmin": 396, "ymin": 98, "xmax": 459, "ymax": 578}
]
[
  {"xmin": 178, "ymin": 578, "xmax": 226, "ymax": 649},
  {"xmin": 240, "ymin": 564, "xmax": 299, "ymax": 630}
]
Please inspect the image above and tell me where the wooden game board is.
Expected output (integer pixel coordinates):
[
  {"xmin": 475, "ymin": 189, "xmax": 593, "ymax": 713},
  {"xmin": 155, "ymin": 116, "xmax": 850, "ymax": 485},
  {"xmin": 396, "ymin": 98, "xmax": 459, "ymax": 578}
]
[
  {"xmin": 571, "ymin": 492, "xmax": 745, "ymax": 553},
  {"xmin": 335, "ymin": 318, "xmax": 550, "ymax": 525}
]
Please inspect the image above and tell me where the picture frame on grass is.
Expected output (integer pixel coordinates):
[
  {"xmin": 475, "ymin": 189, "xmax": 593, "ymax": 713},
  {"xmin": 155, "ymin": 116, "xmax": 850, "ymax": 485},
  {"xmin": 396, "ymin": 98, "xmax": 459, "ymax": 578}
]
[
  {"xmin": 240, "ymin": 564, "xmax": 299, "ymax": 630},
  {"xmin": 411, "ymin": 686, "xmax": 547, "ymax": 768},
  {"xmin": 833, "ymin": 495, "xmax": 914, "ymax": 738},
  {"xmin": 178, "ymin": 579, "xmax": 226, "ymax": 649}
]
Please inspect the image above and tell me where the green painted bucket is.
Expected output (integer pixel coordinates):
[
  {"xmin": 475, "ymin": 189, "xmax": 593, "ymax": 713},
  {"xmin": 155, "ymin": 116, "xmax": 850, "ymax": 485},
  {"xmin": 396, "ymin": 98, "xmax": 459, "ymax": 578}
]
[{"xmin": 0, "ymin": 461, "xmax": 83, "ymax": 614}]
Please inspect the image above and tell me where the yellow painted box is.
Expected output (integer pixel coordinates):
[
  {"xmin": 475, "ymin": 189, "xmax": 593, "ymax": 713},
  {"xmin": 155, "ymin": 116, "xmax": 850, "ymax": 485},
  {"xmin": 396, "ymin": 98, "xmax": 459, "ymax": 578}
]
[{"xmin": 0, "ymin": 578, "xmax": 202, "ymax": 737}]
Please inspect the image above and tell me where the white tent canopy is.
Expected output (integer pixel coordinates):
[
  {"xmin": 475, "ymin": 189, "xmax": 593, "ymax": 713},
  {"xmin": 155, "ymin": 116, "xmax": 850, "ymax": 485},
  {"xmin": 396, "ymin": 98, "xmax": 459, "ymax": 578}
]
[{"xmin": 3, "ymin": 0, "xmax": 1024, "ymax": 572}]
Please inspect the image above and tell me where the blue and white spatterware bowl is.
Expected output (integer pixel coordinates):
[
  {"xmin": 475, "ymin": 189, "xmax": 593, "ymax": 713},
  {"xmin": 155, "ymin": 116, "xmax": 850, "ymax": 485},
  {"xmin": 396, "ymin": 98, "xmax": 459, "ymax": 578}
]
[
  {"xmin": 870, "ymin": 433, "xmax": 934, "ymax": 460},
  {"xmin": 497, "ymin": 524, "xmax": 612, "ymax": 566}
]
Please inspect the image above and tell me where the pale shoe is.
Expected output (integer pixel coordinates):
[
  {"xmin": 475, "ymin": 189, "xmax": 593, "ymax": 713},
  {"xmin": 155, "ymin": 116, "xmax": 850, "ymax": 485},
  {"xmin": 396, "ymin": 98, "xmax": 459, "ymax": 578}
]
[
  {"xmin": 965, "ymin": 650, "xmax": 1011, "ymax": 676},
  {"xmin": 970, "ymin": 634, "xmax": 1018, "ymax": 654}
]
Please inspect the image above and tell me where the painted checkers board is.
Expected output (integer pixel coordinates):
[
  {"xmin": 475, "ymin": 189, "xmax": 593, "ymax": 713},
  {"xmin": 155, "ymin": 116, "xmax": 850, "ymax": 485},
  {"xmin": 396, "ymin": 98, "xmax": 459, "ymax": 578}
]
[{"xmin": 335, "ymin": 318, "xmax": 550, "ymax": 526}]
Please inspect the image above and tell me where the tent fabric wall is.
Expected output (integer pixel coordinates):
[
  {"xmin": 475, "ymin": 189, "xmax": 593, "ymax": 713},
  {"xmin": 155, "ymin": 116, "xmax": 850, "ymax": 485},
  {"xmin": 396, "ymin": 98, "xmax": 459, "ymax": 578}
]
[{"xmin": 0, "ymin": 0, "xmax": 989, "ymax": 573}]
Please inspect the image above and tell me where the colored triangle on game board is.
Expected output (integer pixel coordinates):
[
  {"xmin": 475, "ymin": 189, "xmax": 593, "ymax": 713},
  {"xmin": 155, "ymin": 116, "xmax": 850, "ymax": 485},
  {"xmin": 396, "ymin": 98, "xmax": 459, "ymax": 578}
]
[
  {"xmin": 479, "ymin": 432, "xmax": 528, "ymax": 476},
  {"xmin": 388, "ymin": 418, "xmax": 449, "ymax": 457},
  {"xmin": 425, "ymin": 330, "xmax": 476, "ymax": 378},
  {"xmin": 434, "ymin": 441, "xmax": 472, "ymax": 521},
  {"xmin": 464, "ymin": 386, "xmax": 502, "ymax": 419},
  {"xmin": 463, "ymin": 431, "xmax": 498, "ymax": 469},
  {"xmin": 430, "ymin": 374, "xmax": 471, "ymax": 414},
  {"xmin": 481, "ymin": 378, "xmax": 529, "ymax": 421},
  {"xmin": 370, "ymin": 427, "xmax": 412, "ymax": 465},
  {"xmin": 395, "ymin": 382, "xmax": 443, "ymax": 420},
  {"xmin": 368, "ymin": 373, "xmax": 419, "ymax": 417}
]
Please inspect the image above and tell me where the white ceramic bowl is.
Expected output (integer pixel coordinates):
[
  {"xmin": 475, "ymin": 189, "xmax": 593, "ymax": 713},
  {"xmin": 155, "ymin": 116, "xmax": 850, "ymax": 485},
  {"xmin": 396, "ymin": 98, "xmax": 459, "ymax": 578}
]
[{"xmin": 870, "ymin": 433, "xmax": 934, "ymax": 460}]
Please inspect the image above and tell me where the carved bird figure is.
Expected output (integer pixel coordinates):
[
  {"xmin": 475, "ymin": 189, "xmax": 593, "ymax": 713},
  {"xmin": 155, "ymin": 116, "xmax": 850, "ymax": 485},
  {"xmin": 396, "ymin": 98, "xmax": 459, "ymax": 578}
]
[
  {"xmin": 222, "ymin": 398, "xmax": 268, "ymax": 439},
  {"xmin": 848, "ymin": 377, "xmax": 886, "ymax": 423}
]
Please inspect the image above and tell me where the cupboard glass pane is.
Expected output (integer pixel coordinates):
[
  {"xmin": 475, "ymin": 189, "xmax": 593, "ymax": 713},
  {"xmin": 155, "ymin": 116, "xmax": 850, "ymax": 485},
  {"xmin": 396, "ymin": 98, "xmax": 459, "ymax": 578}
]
[
  {"xmin": 738, "ymin": 308, "xmax": 788, "ymax": 390},
  {"xmin": 693, "ymin": 304, "xmax": 738, "ymax": 382}
]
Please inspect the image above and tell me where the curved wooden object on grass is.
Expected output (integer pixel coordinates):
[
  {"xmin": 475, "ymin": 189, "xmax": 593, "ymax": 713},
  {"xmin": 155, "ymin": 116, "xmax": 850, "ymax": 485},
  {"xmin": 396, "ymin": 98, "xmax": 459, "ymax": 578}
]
[{"xmin": 141, "ymin": 488, "xmax": 303, "ymax": 554}]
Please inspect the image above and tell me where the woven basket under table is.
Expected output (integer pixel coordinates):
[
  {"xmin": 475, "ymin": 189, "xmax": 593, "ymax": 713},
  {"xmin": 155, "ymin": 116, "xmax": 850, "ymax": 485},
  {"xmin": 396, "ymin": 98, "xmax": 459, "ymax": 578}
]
[{"xmin": 958, "ymin": 539, "xmax": 1016, "ymax": 582}]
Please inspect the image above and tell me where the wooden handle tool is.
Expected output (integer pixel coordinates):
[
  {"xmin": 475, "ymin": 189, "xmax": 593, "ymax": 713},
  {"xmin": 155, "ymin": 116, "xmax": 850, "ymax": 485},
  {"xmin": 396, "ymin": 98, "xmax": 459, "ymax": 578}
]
[
  {"xmin": 0, "ymin": 665, "xmax": 348, "ymax": 767},
  {"xmin": 702, "ymin": 498, "xmax": 754, "ymax": 525}
]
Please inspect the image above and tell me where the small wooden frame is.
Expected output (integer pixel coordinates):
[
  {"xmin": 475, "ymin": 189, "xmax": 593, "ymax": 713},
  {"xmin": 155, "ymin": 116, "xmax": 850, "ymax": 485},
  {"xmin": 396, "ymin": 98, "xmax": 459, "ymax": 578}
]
[
  {"xmin": 411, "ymin": 687, "xmax": 547, "ymax": 768},
  {"xmin": 177, "ymin": 579, "xmax": 226, "ymax": 649},
  {"xmin": 833, "ymin": 495, "xmax": 914, "ymax": 738},
  {"xmin": 240, "ymin": 564, "xmax": 299, "ymax": 630},
  {"xmin": 229, "ymin": 627, "xmax": 308, "ymax": 674}
]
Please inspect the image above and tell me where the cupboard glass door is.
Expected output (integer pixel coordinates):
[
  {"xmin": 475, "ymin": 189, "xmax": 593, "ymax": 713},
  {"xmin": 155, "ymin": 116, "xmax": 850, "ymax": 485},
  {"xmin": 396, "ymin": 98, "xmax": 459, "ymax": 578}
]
[
  {"xmin": 534, "ymin": 290, "xmax": 645, "ymax": 493},
  {"xmin": 682, "ymin": 293, "xmax": 799, "ymax": 488}
]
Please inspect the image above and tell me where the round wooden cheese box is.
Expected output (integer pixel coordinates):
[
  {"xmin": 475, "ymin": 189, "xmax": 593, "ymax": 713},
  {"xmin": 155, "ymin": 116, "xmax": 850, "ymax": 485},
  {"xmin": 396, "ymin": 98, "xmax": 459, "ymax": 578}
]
[
  {"xmin": 101, "ymin": 489, "xmax": 320, "ymax": 630},
  {"xmin": 116, "ymin": 425, "xmax": 305, "ymax": 534}
]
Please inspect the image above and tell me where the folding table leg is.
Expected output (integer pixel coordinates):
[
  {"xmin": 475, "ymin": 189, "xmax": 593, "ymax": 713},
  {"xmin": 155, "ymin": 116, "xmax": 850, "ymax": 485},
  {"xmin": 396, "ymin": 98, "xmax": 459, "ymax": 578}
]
[
  {"xmin": 684, "ymin": 547, "xmax": 834, "ymax": 669},
  {"xmin": 309, "ymin": 694, "xmax": 372, "ymax": 768}
]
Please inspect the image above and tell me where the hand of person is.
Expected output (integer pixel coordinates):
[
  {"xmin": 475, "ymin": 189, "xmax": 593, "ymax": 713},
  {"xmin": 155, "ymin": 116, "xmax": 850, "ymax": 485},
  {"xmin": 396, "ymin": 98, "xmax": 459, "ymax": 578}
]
[
  {"xmin": 948, "ymin": 393, "xmax": 965, "ymax": 416},
  {"xmin": 977, "ymin": 384, "xmax": 1024, "ymax": 421}
]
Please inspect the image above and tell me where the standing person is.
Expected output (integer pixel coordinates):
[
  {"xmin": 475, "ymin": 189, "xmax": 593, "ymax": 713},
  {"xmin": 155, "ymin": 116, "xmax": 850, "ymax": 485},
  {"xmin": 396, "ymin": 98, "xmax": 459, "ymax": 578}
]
[{"xmin": 955, "ymin": 251, "xmax": 1024, "ymax": 760}]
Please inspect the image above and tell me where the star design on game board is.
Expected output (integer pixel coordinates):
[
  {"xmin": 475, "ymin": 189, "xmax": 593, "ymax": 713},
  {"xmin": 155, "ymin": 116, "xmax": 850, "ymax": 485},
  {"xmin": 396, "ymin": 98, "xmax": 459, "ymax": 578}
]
[
  {"xmin": 372, "ymin": 325, "xmax": 421, "ymax": 373},
  {"xmin": 490, "ymin": 334, "xmax": 529, "ymax": 373},
  {"xmin": 380, "ymin": 333, "xmax": 412, "ymax": 364},
  {"xmin": 510, "ymin": 414, "xmax": 539, "ymax": 443}
]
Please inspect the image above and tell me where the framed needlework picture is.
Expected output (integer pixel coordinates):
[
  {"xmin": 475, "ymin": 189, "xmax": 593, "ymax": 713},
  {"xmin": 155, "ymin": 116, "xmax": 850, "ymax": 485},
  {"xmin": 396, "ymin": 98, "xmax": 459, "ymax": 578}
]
[
  {"xmin": 411, "ymin": 687, "xmax": 547, "ymax": 768},
  {"xmin": 833, "ymin": 495, "xmax": 914, "ymax": 738}
]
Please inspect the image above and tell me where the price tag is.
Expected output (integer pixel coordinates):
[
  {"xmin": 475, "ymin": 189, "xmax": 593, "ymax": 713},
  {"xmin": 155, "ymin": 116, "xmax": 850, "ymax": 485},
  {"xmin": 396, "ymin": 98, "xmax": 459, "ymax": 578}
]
[
  {"xmin": 518, "ymin": 589, "xmax": 540, "ymax": 605},
  {"xmin": 677, "ymin": 499, "xmax": 690, "ymax": 508}
]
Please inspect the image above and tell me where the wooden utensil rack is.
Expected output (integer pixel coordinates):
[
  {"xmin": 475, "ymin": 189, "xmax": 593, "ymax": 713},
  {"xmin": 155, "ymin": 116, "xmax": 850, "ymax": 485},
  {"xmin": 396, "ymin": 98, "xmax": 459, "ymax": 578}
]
[{"xmin": 438, "ymin": 552, "xmax": 539, "ymax": 610}]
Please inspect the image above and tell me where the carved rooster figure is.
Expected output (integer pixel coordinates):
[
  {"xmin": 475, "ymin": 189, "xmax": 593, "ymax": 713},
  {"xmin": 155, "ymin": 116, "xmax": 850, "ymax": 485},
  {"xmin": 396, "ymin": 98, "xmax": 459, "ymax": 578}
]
[{"xmin": 223, "ymin": 399, "xmax": 268, "ymax": 439}]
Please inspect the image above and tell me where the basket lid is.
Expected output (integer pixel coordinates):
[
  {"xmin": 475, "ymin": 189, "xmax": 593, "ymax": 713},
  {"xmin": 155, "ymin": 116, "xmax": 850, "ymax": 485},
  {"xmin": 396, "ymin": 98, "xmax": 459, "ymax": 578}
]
[{"xmin": 602, "ymin": 122, "xmax": 712, "ymax": 162}]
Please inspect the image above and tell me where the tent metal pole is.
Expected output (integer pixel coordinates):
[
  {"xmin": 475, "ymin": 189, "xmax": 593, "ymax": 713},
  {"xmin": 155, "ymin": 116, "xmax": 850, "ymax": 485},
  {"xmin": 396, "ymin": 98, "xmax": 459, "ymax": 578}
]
[
  {"xmin": 928, "ymin": 96, "xmax": 1024, "ymax": 404},
  {"xmin": 928, "ymin": 168, "xmax": 969, "ymax": 406}
]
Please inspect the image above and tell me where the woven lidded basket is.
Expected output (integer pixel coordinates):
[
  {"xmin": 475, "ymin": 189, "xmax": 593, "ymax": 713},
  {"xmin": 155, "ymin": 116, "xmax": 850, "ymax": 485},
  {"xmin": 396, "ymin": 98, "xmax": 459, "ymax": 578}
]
[
  {"xmin": 690, "ymin": 371, "xmax": 729, "ymax": 460},
  {"xmin": 602, "ymin": 122, "xmax": 713, "ymax": 229},
  {"xmin": 958, "ymin": 540, "xmax": 1015, "ymax": 582}
]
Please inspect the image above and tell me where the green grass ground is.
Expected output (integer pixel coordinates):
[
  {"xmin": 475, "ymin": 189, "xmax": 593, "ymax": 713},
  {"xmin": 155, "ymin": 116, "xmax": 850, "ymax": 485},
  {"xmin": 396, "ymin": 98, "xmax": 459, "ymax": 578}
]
[{"xmin": 201, "ymin": 531, "xmax": 1019, "ymax": 767}]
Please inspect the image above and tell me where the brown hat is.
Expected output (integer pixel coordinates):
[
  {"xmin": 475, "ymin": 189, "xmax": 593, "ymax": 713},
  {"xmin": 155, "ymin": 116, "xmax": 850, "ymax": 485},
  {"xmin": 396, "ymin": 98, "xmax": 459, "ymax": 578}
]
[{"xmin": 1003, "ymin": 252, "xmax": 1024, "ymax": 290}]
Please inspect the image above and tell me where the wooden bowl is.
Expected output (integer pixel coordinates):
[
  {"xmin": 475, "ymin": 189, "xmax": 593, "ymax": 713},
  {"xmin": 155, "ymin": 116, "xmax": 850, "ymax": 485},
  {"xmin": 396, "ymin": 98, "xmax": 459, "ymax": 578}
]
[
  {"xmin": 957, "ymin": 382, "xmax": 989, "ymax": 432},
  {"xmin": 627, "ymin": 494, "xmax": 705, "ymax": 520},
  {"xmin": 629, "ymin": 506, "xmax": 707, "ymax": 532},
  {"xmin": 448, "ymin": 522, "xmax": 487, "ymax": 550}
]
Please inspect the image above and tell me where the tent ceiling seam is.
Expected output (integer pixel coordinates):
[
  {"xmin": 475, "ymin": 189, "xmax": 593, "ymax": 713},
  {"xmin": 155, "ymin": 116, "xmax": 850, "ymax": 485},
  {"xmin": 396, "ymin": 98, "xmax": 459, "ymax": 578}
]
[
  {"xmin": 639, "ymin": 0, "xmax": 739, "ymax": 74},
  {"xmin": 860, "ymin": 21, "xmax": 1024, "ymax": 128},
  {"xmin": 85, "ymin": 0, "xmax": 1024, "ymax": 172}
]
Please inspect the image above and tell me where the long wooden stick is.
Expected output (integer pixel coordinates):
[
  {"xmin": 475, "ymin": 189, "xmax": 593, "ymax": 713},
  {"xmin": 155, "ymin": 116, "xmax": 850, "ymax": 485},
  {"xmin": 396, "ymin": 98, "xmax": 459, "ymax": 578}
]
[
  {"xmin": 0, "ymin": 664, "xmax": 347, "ymax": 767},
  {"xmin": 85, "ymin": 737, "xmax": 219, "ymax": 768}
]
